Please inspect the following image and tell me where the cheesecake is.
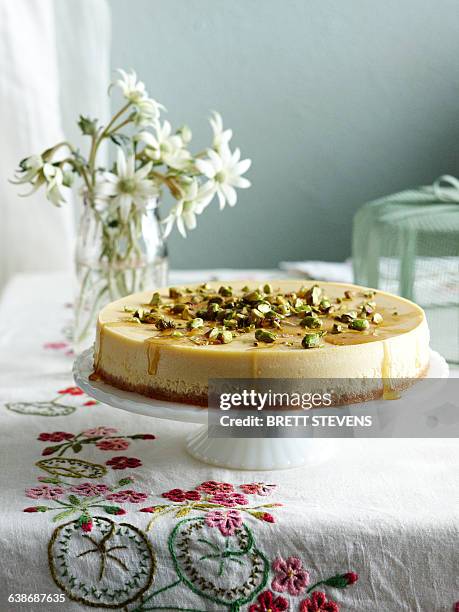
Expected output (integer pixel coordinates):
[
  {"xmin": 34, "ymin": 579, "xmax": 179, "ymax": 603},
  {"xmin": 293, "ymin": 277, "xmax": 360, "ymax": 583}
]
[{"xmin": 93, "ymin": 281, "xmax": 430, "ymax": 406}]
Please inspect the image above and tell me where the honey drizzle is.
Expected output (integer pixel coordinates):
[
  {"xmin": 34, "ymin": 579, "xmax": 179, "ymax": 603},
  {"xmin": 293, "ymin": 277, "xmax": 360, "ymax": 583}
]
[
  {"xmin": 146, "ymin": 340, "xmax": 161, "ymax": 375},
  {"xmin": 381, "ymin": 341, "xmax": 399, "ymax": 400}
]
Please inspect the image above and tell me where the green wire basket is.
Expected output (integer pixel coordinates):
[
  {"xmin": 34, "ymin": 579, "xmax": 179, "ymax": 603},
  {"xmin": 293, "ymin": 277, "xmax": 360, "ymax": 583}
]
[{"xmin": 353, "ymin": 176, "xmax": 459, "ymax": 364}]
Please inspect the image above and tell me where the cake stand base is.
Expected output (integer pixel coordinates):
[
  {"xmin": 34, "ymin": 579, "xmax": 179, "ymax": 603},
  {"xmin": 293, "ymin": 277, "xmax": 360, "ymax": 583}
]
[{"xmin": 186, "ymin": 426, "xmax": 334, "ymax": 470}]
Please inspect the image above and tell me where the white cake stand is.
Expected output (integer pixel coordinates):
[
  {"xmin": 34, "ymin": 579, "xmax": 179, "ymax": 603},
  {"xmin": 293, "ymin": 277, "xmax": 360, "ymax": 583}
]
[{"xmin": 73, "ymin": 349, "xmax": 449, "ymax": 470}]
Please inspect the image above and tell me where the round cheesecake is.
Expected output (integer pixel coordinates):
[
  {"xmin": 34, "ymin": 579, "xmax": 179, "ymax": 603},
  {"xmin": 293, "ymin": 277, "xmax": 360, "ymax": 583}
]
[{"xmin": 93, "ymin": 280, "xmax": 430, "ymax": 406}]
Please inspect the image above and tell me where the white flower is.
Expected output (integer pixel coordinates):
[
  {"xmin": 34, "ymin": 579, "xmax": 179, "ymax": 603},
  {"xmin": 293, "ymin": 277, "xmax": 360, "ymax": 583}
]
[
  {"xmin": 209, "ymin": 112, "xmax": 232, "ymax": 151},
  {"xmin": 195, "ymin": 143, "xmax": 251, "ymax": 210},
  {"xmin": 43, "ymin": 164, "xmax": 67, "ymax": 206},
  {"xmin": 13, "ymin": 155, "xmax": 44, "ymax": 184},
  {"xmin": 132, "ymin": 97, "xmax": 162, "ymax": 127},
  {"xmin": 113, "ymin": 69, "xmax": 146, "ymax": 103},
  {"xmin": 162, "ymin": 180, "xmax": 212, "ymax": 238},
  {"xmin": 97, "ymin": 148, "xmax": 158, "ymax": 221},
  {"xmin": 138, "ymin": 121, "xmax": 191, "ymax": 170}
]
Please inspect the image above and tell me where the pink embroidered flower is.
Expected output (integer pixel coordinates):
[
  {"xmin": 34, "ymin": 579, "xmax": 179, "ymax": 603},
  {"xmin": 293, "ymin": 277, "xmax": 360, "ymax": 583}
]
[
  {"xmin": 162, "ymin": 488, "xmax": 201, "ymax": 502},
  {"xmin": 210, "ymin": 492, "xmax": 249, "ymax": 507},
  {"xmin": 44, "ymin": 342, "xmax": 69, "ymax": 350},
  {"xmin": 38, "ymin": 431, "xmax": 74, "ymax": 442},
  {"xmin": 84, "ymin": 400, "xmax": 97, "ymax": 406},
  {"xmin": 69, "ymin": 483, "xmax": 110, "ymax": 497},
  {"xmin": 96, "ymin": 438, "xmax": 130, "ymax": 451},
  {"xmin": 240, "ymin": 482, "xmax": 277, "ymax": 496},
  {"xmin": 42, "ymin": 447, "xmax": 57, "ymax": 456},
  {"xmin": 132, "ymin": 433, "xmax": 156, "ymax": 440},
  {"xmin": 58, "ymin": 386, "xmax": 84, "ymax": 396},
  {"xmin": 25, "ymin": 485, "xmax": 65, "ymax": 500},
  {"xmin": 300, "ymin": 591, "xmax": 339, "ymax": 612},
  {"xmin": 205, "ymin": 509, "xmax": 243, "ymax": 536},
  {"xmin": 454, "ymin": 602, "xmax": 459, "ymax": 612},
  {"xmin": 106, "ymin": 456, "xmax": 142, "ymax": 470},
  {"xmin": 344, "ymin": 572, "xmax": 359, "ymax": 585},
  {"xmin": 249, "ymin": 590, "xmax": 289, "ymax": 612},
  {"xmin": 196, "ymin": 480, "xmax": 235, "ymax": 494},
  {"xmin": 83, "ymin": 426, "xmax": 118, "ymax": 437},
  {"xmin": 271, "ymin": 556, "xmax": 309, "ymax": 596},
  {"xmin": 105, "ymin": 489, "xmax": 148, "ymax": 503}
]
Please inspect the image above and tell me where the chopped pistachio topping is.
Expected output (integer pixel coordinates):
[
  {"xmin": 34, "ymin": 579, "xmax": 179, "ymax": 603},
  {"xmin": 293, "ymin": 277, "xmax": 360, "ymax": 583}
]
[
  {"xmin": 301, "ymin": 332, "xmax": 324, "ymax": 349},
  {"xmin": 218, "ymin": 285, "xmax": 233, "ymax": 297},
  {"xmin": 348, "ymin": 318, "xmax": 370, "ymax": 331},
  {"xmin": 126, "ymin": 281, "xmax": 382, "ymax": 349},
  {"xmin": 169, "ymin": 287, "xmax": 182, "ymax": 299},
  {"xmin": 300, "ymin": 315, "xmax": 322, "ymax": 329},
  {"xmin": 255, "ymin": 329, "xmax": 277, "ymax": 343},
  {"xmin": 149, "ymin": 292, "xmax": 161, "ymax": 306},
  {"xmin": 187, "ymin": 317, "xmax": 204, "ymax": 330},
  {"xmin": 156, "ymin": 318, "xmax": 176, "ymax": 331},
  {"xmin": 372, "ymin": 312, "xmax": 383, "ymax": 324}
]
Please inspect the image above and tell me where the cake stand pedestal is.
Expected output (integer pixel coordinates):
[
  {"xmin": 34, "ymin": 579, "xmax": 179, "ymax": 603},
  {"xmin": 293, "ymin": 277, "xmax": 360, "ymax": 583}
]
[{"xmin": 73, "ymin": 349, "xmax": 448, "ymax": 470}]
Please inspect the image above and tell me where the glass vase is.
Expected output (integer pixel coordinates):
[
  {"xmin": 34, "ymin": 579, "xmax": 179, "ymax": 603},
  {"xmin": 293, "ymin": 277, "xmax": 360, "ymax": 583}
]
[{"xmin": 74, "ymin": 197, "xmax": 168, "ymax": 353}]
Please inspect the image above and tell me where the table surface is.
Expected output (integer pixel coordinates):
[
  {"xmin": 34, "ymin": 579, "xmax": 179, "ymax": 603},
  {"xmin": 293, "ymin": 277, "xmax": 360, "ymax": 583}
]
[{"xmin": 0, "ymin": 271, "xmax": 458, "ymax": 612}]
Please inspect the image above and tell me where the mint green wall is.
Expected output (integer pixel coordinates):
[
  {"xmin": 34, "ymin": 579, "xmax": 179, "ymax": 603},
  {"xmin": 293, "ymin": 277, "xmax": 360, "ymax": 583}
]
[{"xmin": 110, "ymin": 0, "xmax": 459, "ymax": 269}]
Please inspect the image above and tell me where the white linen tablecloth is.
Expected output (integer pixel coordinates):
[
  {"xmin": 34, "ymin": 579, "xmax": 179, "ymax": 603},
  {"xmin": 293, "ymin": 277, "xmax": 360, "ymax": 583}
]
[{"xmin": 0, "ymin": 272, "xmax": 458, "ymax": 612}]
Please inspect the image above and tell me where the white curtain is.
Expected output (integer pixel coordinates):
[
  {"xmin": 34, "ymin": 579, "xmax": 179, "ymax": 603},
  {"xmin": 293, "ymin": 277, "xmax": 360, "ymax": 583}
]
[{"xmin": 0, "ymin": 0, "xmax": 111, "ymax": 293}]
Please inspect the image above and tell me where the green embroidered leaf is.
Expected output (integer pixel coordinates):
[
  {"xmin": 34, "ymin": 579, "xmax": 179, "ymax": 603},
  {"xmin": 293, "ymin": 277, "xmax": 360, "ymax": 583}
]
[
  {"xmin": 36, "ymin": 458, "xmax": 107, "ymax": 479},
  {"xmin": 6, "ymin": 401, "xmax": 75, "ymax": 417},
  {"xmin": 68, "ymin": 495, "xmax": 81, "ymax": 506},
  {"xmin": 175, "ymin": 507, "xmax": 191, "ymax": 518},
  {"xmin": 117, "ymin": 477, "xmax": 134, "ymax": 487},
  {"xmin": 72, "ymin": 443, "xmax": 83, "ymax": 453},
  {"xmin": 53, "ymin": 508, "xmax": 77, "ymax": 522},
  {"xmin": 193, "ymin": 503, "xmax": 220, "ymax": 509}
]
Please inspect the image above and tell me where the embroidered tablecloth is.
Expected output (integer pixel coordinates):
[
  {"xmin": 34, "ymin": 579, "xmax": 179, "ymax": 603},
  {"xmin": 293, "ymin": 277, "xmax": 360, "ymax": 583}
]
[{"xmin": 0, "ymin": 272, "xmax": 458, "ymax": 612}]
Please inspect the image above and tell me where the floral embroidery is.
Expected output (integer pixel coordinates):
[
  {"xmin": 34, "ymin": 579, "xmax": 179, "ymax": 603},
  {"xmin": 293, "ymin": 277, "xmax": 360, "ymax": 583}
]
[
  {"xmin": 106, "ymin": 456, "xmax": 142, "ymax": 470},
  {"xmin": 43, "ymin": 340, "xmax": 74, "ymax": 357},
  {"xmin": 205, "ymin": 509, "xmax": 243, "ymax": 536},
  {"xmin": 36, "ymin": 427, "xmax": 155, "ymax": 457},
  {"xmin": 105, "ymin": 489, "xmax": 148, "ymax": 503},
  {"xmin": 58, "ymin": 386, "xmax": 84, "ymax": 396},
  {"xmin": 38, "ymin": 431, "xmax": 74, "ymax": 442},
  {"xmin": 196, "ymin": 480, "xmax": 235, "ymax": 494},
  {"xmin": 5, "ymin": 386, "xmax": 98, "ymax": 417},
  {"xmin": 140, "ymin": 480, "xmax": 282, "ymax": 531},
  {"xmin": 249, "ymin": 589, "xmax": 289, "ymax": 611},
  {"xmin": 210, "ymin": 491, "xmax": 249, "ymax": 507},
  {"xmin": 36, "ymin": 457, "xmax": 107, "ymax": 479},
  {"xmin": 43, "ymin": 341, "xmax": 69, "ymax": 350},
  {"xmin": 25, "ymin": 485, "xmax": 65, "ymax": 500},
  {"xmin": 162, "ymin": 488, "xmax": 201, "ymax": 502},
  {"xmin": 300, "ymin": 591, "xmax": 339, "ymax": 612},
  {"xmin": 68, "ymin": 482, "xmax": 110, "ymax": 496},
  {"xmin": 96, "ymin": 437, "xmax": 130, "ymax": 451},
  {"xmin": 82, "ymin": 426, "xmax": 118, "ymax": 437},
  {"xmin": 272, "ymin": 555, "xmax": 310, "ymax": 596},
  {"xmin": 240, "ymin": 483, "xmax": 277, "ymax": 496},
  {"xmin": 24, "ymin": 476, "xmax": 145, "ymax": 530}
]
